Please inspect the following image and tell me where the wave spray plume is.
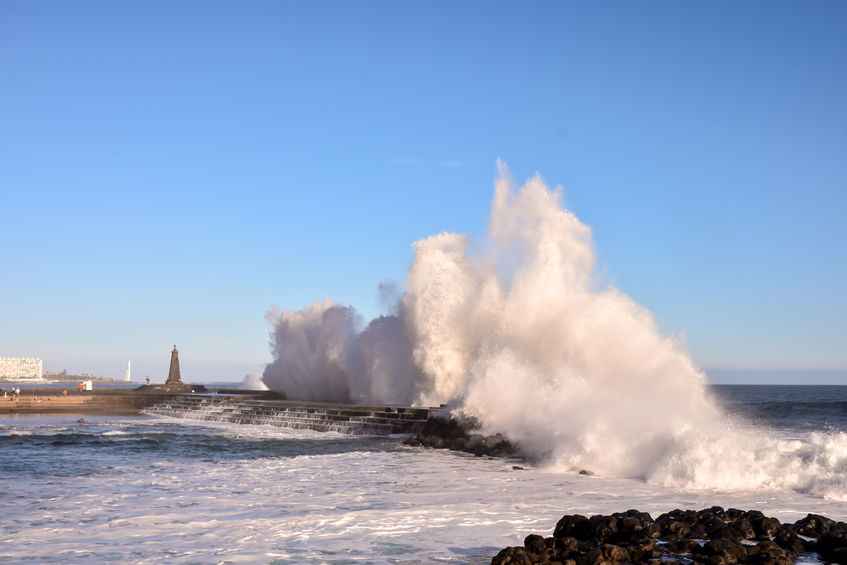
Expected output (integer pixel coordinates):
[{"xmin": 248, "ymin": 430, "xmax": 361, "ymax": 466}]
[{"xmin": 262, "ymin": 162, "xmax": 847, "ymax": 498}]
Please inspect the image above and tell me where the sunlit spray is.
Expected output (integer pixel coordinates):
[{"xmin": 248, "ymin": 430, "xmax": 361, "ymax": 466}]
[{"xmin": 263, "ymin": 162, "xmax": 847, "ymax": 498}]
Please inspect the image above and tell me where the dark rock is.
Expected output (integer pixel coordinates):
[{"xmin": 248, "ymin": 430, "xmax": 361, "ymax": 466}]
[
  {"xmin": 700, "ymin": 506, "xmax": 728, "ymax": 520},
  {"xmin": 626, "ymin": 537, "xmax": 659, "ymax": 561},
  {"xmin": 513, "ymin": 465, "xmax": 526, "ymax": 470},
  {"xmin": 818, "ymin": 529, "xmax": 847, "ymax": 562},
  {"xmin": 726, "ymin": 509, "xmax": 746, "ymax": 521},
  {"xmin": 524, "ymin": 534, "xmax": 546, "ymax": 555},
  {"xmin": 745, "ymin": 540, "xmax": 793, "ymax": 565},
  {"xmin": 665, "ymin": 538, "xmax": 699, "ymax": 554},
  {"xmin": 694, "ymin": 539, "xmax": 748, "ymax": 564},
  {"xmin": 793, "ymin": 513, "xmax": 835, "ymax": 538},
  {"xmin": 588, "ymin": 514, "xmax": 618, "ymax": 544},
  {"xmin": 492, "ymin": 546, "xmax": 533, "ymax": 565},
  {"xmin": 711, "ymin": 524, "xmax": 747, "ymax": 542},
  {"xmin": 752, "ymin": 516, "xmax": 781, "ymax": 540},
  {"xmin": 773, "ymin": 525, "xmax": 806, "ymax": 554},
  {"xmin": 735, "ymin": 518, "xmax": 757, "ymax": 540},
  {"xmin": 554, "ymin": 535, "xmax": 580, "ymax": 559},
  {"xmin": 493, "ymin": 507, "xmax": 842, "ymax": 565},
  {"xmin": 554, "ymin": 515, "xmax": 594, "ymax": 542},
  {"xmin": 578, "ymin": 469, "xmax": 594, "ymax": 476},
  {"xmin": 581, "ymin": 544, "xmax": 630, "ymax": 564},
  {"xmin": 661, "ymin": 520, "xmax": 691, "ymax": 540},
  {"xmin": 826, "ymin": 546, "xmax": 847, "ymax": 564},
  {"xmin": 449, "ymin": 437, "xmax": 467, "ymax": 451}
]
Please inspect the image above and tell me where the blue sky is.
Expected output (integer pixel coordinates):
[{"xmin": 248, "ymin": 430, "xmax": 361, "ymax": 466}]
[{"xmin": 1, "ymin": 1, "xmax": 845, "ymax": 383}]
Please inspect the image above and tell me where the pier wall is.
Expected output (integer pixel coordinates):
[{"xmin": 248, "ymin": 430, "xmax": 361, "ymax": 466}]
[
  {"xmin": 0, "ymin": 392, "xmax": 185, "ymax": 414},
  {"xmin": 143, "ymin": 395, "xmax": 430, "ymax": 435}
]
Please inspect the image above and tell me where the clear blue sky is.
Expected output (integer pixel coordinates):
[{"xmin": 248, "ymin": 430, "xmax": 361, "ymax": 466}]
[{"xmin": 1, "ymin": 1, "xmax": 845, "ymax": 383}]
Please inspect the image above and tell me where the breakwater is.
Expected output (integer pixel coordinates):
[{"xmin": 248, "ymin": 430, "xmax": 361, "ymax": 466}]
[
  {"xmin": 143, "ymin": 395, "xmax": 431, "ymax": 435},
  {"xmin": 0, "ymin": 391, "xmax": 185, "ymax": 414}
]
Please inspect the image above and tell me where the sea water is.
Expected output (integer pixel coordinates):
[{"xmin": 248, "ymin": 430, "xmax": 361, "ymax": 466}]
[{"xmin": 1, "ymin": 386, "xmax": 846, "ymax": 564}]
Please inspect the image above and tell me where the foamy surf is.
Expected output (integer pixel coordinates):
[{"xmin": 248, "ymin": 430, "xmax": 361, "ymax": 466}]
[{"xmin": 2, "ymin": 414, "xmax": 845, "ymax": 564}]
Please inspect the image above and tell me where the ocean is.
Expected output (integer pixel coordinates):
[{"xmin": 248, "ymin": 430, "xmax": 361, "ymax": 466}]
[{"xmin": 1, "ymin": 385, "xmax": 846, "ymax": 564}]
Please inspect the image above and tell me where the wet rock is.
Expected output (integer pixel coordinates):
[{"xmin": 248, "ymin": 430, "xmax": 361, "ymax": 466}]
[
  {"xmin": 492, "ymin": 546, "xmax": 533, "ymax": 565},
  {"xmin": 793, "ymin": 513, "xmax": 835, "ymax": 538},
  {"xmin": 665, "ymin": 538, "xmax": 699, "ymax": 554},
  {"xmin": 773, "ymin": 526, "xmax": 807, "ymax": 554},
  {"xmin": 726, "ymin": 508, "xmax": 746, "ymax": 521},
  {"xmin": 817, "ymin": 529, "xmax": 847, "ymax": 562},
  {"xmin": 493, "ymin": 507, "xmax": 842, "ymax": 565},
  {"xmin": 554, "ymin": 535, "xmax": 580, "ymax": 559},
  {"xmin": 411, "ymin": 416, "xmax": 521, "ymax": 458},
  {"xmin": 694, "ymin": 539, "xmax": 748, "ymax": 564},
  {"xmin": 554, "ymin": 515, "xmax": 594, "ymax": 541},
  {"xmin": 745, "ymin": 540, "xmax": 793, "ymax": 565},
  {"xmin": 524, "ymin": 534, "xmax": 546, "ymax": 554},
  {"xmin": 751, "ymin": 515, "xmax": 781, "ymax": 540},
  {"xmin": 735, "ymin": 518, "xmax": 757, "ymax": 540},
  {"xmin": 711, "ymin": 524, "xmax": 749, "ymax": 542},
  {"xmin": 581, "ymin": 543, "xmax": 630, "ymax": 564},
  {"xmin": 626, "ymin": 537, "xmax": 659, "ymax": 562}
]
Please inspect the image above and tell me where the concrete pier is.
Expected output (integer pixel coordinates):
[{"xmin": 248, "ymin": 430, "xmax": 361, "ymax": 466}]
[
  {"xmin": 0, "ymin": 391, "xmax": 186, "ymax": 414},
  {"xmin": 143, "ymin": 395, "xmax": 431, "ymax": 435}
]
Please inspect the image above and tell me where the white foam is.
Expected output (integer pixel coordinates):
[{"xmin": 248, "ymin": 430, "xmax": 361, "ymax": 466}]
[{"xmin": 3, "ymin": 419, "xmax": 845, "ymax": 564}]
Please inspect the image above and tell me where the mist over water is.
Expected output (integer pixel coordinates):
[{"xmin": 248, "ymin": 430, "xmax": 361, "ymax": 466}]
[{"xmin": 262, "ymin": 163, "xmax": 847, "ymax": 499}]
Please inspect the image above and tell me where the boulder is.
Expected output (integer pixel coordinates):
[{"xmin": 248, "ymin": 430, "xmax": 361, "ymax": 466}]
[
  {"xmin": 793, "ymin": 513, "xmax": 835, "ymax": 538},
  {"xmin": 492, "ymin": 546, "xmax": 533, "ymax": 565},
  {"xmin": 694, "ymin": 539, "xmax": 748, "ymax": 564},
  {"xmin": 817, "ymin": 530, "xmax": 847, "ymax": 562},
  {"xmin": 492, "ymin": 507, "xmax": 842, "ymax": 565}
]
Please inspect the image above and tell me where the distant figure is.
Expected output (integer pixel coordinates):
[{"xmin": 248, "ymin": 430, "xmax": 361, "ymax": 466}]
[{"xmin": 146, "ymin": 377, "xmax": 150, "ymax": 385}]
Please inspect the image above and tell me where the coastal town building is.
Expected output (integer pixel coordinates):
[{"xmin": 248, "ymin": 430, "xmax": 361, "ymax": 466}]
[{"xmin": 0, "ymin": 357, "xmax": 45, "ymax": 381}]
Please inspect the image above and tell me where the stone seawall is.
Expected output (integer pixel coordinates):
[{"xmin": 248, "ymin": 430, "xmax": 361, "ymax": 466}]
[
  {"xmin": 0, "ymin": 392, "xmax": 186, "ymax": 414},
  {"xmin": 143, "ymin": 395, "xmax": 431, "ymax": 435}
]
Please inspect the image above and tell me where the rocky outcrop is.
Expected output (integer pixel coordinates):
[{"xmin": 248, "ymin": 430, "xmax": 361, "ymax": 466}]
[
  {"xmin": 491, "ymin": 507, "xmax": 846, "ymax": 564},
  {"xmin": 403, "ymin": 415, "xmax": 521, "ymax": 458}
]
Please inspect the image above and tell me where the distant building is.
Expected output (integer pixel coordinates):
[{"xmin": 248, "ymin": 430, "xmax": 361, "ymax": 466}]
[{"xmin": 0, "ymin": 357, "xmax": 45, "ymax": 381}]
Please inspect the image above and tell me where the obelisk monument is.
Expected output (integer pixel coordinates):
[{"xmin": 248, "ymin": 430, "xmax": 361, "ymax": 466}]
[{"xmin": 165, "ymin": 345, "xmax": 182, "ymax": 386}]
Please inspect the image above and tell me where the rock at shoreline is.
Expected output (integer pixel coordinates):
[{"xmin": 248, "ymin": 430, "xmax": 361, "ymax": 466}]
[
  {"xmin": 403, "ymin": 415, "xmax": 520, "ymax": 458},
  {"xmin": 492, "ymin": 507, "xmax": 846, "ymax": 564}
]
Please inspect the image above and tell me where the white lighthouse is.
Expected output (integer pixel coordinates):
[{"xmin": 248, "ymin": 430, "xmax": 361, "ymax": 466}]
[{"xmin": 124, "ymin": 360, "xmax": 132, "ymax": 383}]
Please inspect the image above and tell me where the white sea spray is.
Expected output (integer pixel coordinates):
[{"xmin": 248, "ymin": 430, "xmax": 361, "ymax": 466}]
[{"xmin": 262, "ymin": 163, "xmax": 847, "ymax": 499}]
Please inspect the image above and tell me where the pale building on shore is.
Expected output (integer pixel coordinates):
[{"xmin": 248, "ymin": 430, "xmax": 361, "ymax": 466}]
[{"xmin": 0, "ymin": 357, "xmax": 45, "ymax": 382}]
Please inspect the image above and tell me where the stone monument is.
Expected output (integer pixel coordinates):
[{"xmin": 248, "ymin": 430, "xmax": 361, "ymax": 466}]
[
  {"xmin": 165, "ymin": 345, "xmax": 182, "ymax": 386},
  {"xmin": 135, "ymin": 345, "xmax": 205, "ymax": 393}
]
